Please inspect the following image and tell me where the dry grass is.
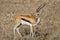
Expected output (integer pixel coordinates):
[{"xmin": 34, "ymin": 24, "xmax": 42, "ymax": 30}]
[{"xmin": 0, "ymin": 0, "xmax": 60, "ymax": 40}]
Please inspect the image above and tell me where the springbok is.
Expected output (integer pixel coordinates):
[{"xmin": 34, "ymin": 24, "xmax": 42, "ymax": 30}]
[{"xmin": 13, "ymin": 3, "xmax": 46, "ymax": 38}]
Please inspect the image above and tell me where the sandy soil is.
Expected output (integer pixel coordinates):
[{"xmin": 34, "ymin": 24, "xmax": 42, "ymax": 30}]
[{"xmin": 0, "ymin": 0, "xmax": 60, "ymax": 40}]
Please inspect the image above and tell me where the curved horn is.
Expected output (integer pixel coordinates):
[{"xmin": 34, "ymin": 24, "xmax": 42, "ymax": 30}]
[{"xmin": 36, "ymin": 2, "xmax": 46, "ymax": 13}]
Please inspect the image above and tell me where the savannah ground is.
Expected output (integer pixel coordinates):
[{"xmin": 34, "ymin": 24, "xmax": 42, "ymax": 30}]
[{"xmin": 0, "ymin": 0, "xmax": 60, "ymax": 40}]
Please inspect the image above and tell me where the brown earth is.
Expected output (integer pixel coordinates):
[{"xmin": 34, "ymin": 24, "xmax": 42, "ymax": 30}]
[{"xmin": 0, "ymin": 0, "xmax": 60, "ymax": 40}]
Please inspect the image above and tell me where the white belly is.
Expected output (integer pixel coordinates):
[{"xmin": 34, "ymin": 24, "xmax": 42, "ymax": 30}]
[{"xmin": 20, "ymin": 20, "xmax": 31, "ymax": 25}]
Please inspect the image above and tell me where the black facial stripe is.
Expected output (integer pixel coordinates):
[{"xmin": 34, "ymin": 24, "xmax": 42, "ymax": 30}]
[{"xmin": 21, "ymin": 18, "xmax": 31, "ymax": 23}]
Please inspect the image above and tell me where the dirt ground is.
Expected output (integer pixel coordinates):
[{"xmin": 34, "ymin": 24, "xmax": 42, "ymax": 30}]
[{"xmin": 0, "ymin": 0, "xmax": 60, "ymax": 40}]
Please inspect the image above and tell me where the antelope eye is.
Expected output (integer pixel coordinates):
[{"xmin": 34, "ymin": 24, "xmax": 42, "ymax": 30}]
[{"xmin": 37, "ymin": 14, "xmax": 39, "ymax": 16}]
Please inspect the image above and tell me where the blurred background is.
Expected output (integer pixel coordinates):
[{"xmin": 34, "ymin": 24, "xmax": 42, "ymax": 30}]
[{"xmin": 0, "ymin": 0, "xmax": 60, "ymax": 40}]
